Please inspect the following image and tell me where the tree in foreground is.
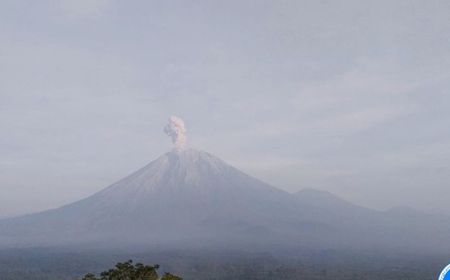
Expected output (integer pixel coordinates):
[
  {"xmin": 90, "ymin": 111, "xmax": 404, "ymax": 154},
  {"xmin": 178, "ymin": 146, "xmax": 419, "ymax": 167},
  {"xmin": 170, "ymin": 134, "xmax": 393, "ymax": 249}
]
[{"xmin": 81, "ymin": 260, "xmax": 182, "ymax": 280}]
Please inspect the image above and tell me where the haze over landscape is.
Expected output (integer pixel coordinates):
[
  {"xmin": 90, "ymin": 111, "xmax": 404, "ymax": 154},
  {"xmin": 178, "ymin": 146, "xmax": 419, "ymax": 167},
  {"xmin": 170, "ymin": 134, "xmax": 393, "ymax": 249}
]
[
  {"xmin": 1, "ymin": 0, "xmax": 450, "ymax": 219},
  {"xmin": 1, "ymin": 116, "xmax": 449, "ymax": 253},
  {"xmin": 0, "ymin": 116, "xmax": 449, "ymax": 279},
  {"xmin": 1, "ymin": 1, "xmax": 450, "ymax": 279}
]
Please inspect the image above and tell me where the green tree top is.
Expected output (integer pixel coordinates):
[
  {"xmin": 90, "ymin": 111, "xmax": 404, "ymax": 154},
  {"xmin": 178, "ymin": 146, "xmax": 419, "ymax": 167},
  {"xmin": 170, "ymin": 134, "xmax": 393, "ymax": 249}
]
[{"xmin": 81, "ymin": 260, "xmax": 182, "ymax": 280}]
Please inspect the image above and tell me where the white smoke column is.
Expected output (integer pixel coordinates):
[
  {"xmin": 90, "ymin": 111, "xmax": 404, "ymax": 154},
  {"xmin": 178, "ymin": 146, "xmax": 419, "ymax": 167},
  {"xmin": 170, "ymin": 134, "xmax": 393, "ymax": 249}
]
[{"xmin": 164, "ymin": 115, "xmax": 187, "ymax": 151}]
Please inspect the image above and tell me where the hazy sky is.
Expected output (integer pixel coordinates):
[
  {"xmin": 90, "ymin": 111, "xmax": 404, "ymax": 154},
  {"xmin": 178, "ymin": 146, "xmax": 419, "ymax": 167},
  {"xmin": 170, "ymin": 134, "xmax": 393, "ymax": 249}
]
[{"xmin": 1, "ymin": 0, "xmax": 450, "ymax": 218}]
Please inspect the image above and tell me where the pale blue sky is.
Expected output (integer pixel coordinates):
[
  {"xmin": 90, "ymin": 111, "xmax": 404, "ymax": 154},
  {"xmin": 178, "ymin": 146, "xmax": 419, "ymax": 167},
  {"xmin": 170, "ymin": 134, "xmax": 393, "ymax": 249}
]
[{"xmin": 1, "ymin": 0, "xmax": 450, "ymax": 218}]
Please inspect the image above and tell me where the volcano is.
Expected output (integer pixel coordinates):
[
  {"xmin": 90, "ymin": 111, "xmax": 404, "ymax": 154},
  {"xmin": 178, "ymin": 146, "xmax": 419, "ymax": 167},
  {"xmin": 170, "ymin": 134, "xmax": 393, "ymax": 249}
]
[
  {"xmin": 0, "ymin": 149, "xmax": 315, "ymax": 247},
  {"xmin": 1, "ymin": 148, "xmax": 450, "ymax": 254}
]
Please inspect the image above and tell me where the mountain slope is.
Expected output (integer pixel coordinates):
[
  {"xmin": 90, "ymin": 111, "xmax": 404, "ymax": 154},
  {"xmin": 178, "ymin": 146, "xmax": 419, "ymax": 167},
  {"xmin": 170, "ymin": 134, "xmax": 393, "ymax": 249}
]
[{"xmin": 293, "ymin": 188, "xmax": 450, "ymax": 253}]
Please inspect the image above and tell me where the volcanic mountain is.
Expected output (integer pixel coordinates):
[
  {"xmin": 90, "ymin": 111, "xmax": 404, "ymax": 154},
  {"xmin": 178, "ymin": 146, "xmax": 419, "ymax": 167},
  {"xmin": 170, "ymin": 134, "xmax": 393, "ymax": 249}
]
[
  {"xmin": 0, "ymin": 149, "xmax": 449, "ymax": 254},
  {"xmin": 0, "ymin": 149, "xmax": 305, "ymax": 247}
]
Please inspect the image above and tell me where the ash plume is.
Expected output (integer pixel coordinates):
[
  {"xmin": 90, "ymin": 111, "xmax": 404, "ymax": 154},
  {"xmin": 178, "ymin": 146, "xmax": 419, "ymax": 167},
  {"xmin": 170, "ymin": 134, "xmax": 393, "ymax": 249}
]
[{"xmin": 164, "ymin": 116, "xmax": 187, "ymax": 151}]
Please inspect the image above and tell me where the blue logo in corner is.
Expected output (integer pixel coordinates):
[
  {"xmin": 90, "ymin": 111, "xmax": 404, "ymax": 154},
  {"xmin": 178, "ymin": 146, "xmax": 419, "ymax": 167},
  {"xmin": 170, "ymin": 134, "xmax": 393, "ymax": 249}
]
[{"xmin": 439, "ymin": 264, "xmax": 450, "ymax": 280}]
